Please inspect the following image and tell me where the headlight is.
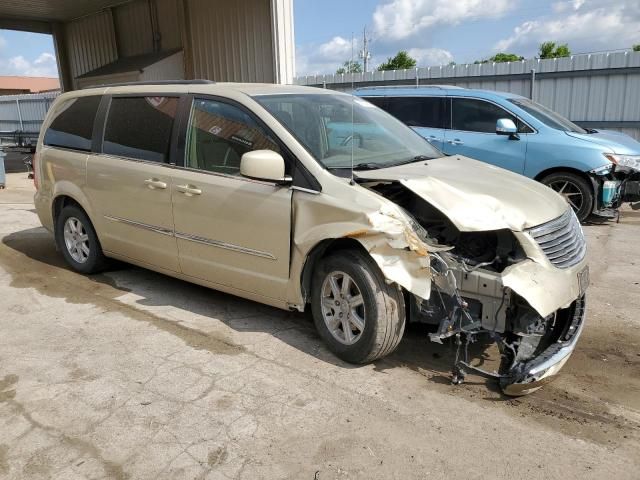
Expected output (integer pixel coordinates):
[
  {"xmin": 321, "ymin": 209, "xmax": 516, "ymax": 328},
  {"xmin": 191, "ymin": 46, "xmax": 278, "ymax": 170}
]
[{"xmin": 604, "ymin": 153, "xmax": 640, "ymax": 171}]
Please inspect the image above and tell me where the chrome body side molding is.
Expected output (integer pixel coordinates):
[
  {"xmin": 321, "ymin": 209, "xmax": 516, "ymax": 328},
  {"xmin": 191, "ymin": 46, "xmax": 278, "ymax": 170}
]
[
  {"xmin": 104, "ymin": 215, "xmax": 276, "ymax": 260},
  {"xmin": 104, "ymin": 215, "xmax": 174, "ymax": 236}
]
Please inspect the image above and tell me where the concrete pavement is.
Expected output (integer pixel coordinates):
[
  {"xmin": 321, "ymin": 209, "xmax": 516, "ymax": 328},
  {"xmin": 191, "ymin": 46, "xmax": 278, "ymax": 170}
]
[{"xmin": 1, "ymin": 172, "xmax": 639, "ymax": 479}]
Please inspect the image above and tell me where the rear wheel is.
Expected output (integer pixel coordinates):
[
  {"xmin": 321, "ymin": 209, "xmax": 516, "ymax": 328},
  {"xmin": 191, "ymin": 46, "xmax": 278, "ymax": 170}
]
[
  {"xmin": 541, "ymin": 172, "xmax": 593, "ymax": 222},
  {"xmin": 311, "ymin": 249, "xmax": 406, "ymax": 364},
  {"xmin": 55, "ymin": 205, "xmax": 107, "ymax": 274}
]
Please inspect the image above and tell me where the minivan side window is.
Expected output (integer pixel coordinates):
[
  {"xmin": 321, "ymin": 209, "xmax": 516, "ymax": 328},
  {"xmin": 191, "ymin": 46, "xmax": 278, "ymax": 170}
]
[
  {"xmin": 185, "ymin": 98, "xmax": 280, "ymax": 176},
  {"xmin": 43, "ymin": 96, "xmax": 101, "ymax": 151},
  {"xmin": 103, "ymin": 96, "xmax": 179, "ymax": 162},
  {"xmin": 385, "ymin": 96, "xmax": 444, "ymax": 129},
  {"xmin": 363, "ymin": 96, "xmax": 386, "ymax": 109},
  {"xmin": 452, "ymin": 98, "xmax": 532, "ymax": 134}
]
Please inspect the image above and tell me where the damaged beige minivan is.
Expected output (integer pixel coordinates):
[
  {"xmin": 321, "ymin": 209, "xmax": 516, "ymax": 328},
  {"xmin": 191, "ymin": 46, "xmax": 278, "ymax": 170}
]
[{"xmin": 34, "ymin": 81, "xmax": 589, "ymax": 395}]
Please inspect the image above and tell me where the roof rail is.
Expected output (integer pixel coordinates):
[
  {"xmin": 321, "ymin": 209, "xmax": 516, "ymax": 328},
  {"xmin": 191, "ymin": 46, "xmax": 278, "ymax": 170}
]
[
  {"xmin": 84, "ymin": 79, "xmax": 215, "ymax": 89},
  {"xmin": 356, "ymin": 84, "xmax": 464, "ymax": 91}
]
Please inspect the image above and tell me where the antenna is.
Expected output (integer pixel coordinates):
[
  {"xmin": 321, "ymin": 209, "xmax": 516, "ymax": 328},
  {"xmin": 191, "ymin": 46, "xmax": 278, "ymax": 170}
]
[
  {"xmin": 359, "ymin": 26, "xmax": 372, "ymax": 73},
  {"xmin": 350, "ymin": 32, "xmax": 355, "ymax": 185}
]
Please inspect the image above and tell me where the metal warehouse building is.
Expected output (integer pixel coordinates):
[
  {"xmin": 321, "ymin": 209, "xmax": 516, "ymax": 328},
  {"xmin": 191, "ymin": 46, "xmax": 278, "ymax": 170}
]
[{"xmin": 0, "ymin": 0, "xmax": 295, "ymax": 91}]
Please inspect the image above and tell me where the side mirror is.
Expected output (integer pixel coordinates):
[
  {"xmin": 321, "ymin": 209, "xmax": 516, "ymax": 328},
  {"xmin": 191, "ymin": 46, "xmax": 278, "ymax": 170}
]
[
  {"xmin": 240, "ymin": 150, "xmax": 291, "ymax": 184},
  {"xmin": 496, "ymin": 118, "xmax": 518, "ymax": 138}
]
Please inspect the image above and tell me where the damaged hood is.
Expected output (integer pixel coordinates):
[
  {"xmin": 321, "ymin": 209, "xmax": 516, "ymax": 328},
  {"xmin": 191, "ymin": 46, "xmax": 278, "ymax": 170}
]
[{"xmin": 356, "ymin": 156, "xmax": 568, "ymax": 232}]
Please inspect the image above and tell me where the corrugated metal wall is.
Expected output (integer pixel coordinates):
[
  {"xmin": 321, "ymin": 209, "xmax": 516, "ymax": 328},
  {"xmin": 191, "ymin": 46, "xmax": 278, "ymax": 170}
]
[
  {"xmin": 0, "ymin": 92, "xmax": 59, "ymax": 144},
  {"xmin": 64, "ymin": 10, "xmax": 118, "ymax": 85},
  {"xmin": 186, "ymin": 0, "xmax": 275, "ymax": 82},
  {"xmin": 295, "ymin": 51, "xmax": 640, "ymax": 140},
  {"xmin": 155, "ymin": 0, "xmax": 182, "ymax": 51},
  {"xmin": 141, "ymin": 51, "xmax": 185, "ymax": 81},
  {"xmin": 114, "ymin": 1, "xmax": 154, "ymax": 57},
  {"xmin": 60, "ymin": 0, "xmax": 279, "ymax": 88},
  {"xmin": 63, "ymin": 0, "xmax": 172, "ymax": 89}
]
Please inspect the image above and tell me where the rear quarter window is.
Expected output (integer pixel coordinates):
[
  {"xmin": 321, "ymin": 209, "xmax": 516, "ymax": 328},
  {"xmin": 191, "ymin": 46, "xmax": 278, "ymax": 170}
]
[{"xmin": 43, "ymin": 96, "xmax": 102, "ymax": 151}]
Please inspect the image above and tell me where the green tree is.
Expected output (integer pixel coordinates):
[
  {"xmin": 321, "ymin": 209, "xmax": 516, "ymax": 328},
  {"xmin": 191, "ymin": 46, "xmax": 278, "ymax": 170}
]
[
  {"xmin": 633, "ymin": 44, "xmax": 640, "ymax": 52},
  {"xmin": 336, "ymin": 60, "xmax": 362, "ymax": 74},
  {"xmin": 490, "ymin": 52, "xmax": 524, "ymax": 62},
  {"xmin": 377, "ymin": 51, "xmax": 417, "ymax": 71},
  {"xmin": 539, "ymin": 41, "xmax": 571, "ymax": 59},
  {"xmin": 474, "ymin": 52, "xmax": 524, "ymax": 64}
]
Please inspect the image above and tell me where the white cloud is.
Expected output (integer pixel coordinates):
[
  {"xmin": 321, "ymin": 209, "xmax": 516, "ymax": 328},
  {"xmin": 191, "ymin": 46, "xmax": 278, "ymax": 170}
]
[
  {"xmin": 296, "ymin": 36, "xmax": 361, "ymax": 76},
  {"xmin": 373, "ymin": 0, "xmax": 513, "ymax": 41},
  {"xmin": 34, "ymin": 52, "xmax": 56, "ymax": 66},
  {"xmin": 496, "ymin": 1, "xmax": 640, "ymax": 54},
  {"xmin": 0, "ymin": 51, "xmax": 58, "ymax": 77},
  {"xmin": 552, "ymin": 0, "xmax": 586, "ymax": 13},
  {"xmin": 0, "ymin": 35, "xmax": 6, "ymax": 50},
  {"xmin": 407, "ymin": 48, "xmax": 454, "ymax": 67},
  {"xmin": 318, "ymin": 36, "xmax": 355, "ymax": 59}
]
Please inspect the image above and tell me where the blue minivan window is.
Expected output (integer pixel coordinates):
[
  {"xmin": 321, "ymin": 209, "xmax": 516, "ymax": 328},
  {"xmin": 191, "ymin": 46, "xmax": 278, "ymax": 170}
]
[
  {"xmin": 452, "ymin": 98, "xmax": 533, "ymax": 134},
  {"xmin": 509, "ymin": 98, "xmax": 586, "ymax": 134}
]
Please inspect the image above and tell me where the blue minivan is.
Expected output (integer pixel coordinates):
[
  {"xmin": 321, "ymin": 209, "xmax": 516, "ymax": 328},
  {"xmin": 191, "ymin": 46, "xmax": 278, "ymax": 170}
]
[{"xmin": 356, "ymin": 86, "xmax": 640, "ymax": 222}]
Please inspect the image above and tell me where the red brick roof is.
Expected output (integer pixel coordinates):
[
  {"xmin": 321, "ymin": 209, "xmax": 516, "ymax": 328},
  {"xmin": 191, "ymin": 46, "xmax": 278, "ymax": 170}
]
[{"xmin": 0, "ymin": 76, "xmax": 60, "ymax": 92}]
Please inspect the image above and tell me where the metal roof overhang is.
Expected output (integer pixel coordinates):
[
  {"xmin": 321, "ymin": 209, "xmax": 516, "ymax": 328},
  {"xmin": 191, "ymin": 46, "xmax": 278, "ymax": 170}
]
[{"xmin": 0, "ymin": 0, "xmax": 124, "ymax": 33}]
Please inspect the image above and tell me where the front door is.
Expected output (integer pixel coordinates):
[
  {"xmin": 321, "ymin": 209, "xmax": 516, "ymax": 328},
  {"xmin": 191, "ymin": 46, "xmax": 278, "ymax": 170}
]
[
  {"xmin": 170, "ymin": 97, "xmax": 292, "ymax": 300},
  {"xmin": 86, "ymin": 95, "xmax": 180, "ymax": 271},
  {"xmin": 443, "ymin": 97, "xmax": 528, "ymax": 173}
]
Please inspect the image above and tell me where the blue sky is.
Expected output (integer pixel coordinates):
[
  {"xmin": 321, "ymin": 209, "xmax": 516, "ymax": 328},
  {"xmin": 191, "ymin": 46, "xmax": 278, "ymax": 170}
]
[
  {"xmin": 1, "ymin": 0, "xmax": 638, "ymax": 78},
  {"xmin": 294, "ymin": 0, "xmax": 640, "ymax": 75},
  {"xmin": 0, "ymin": 30, "xmax": 57, "ymax": 77}
]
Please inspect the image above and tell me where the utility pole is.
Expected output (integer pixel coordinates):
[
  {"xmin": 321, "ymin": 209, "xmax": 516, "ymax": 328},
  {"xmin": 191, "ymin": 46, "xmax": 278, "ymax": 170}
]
[{"xmin": 359, "ymin": 26, "xmax": 371, "ymax": 72}]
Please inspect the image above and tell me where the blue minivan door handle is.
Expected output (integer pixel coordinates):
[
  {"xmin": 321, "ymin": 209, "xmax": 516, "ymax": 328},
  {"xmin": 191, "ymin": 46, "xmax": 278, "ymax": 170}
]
[{"xmin": 447, "ymin": 139, "xmax": 464, "ymax": 146}]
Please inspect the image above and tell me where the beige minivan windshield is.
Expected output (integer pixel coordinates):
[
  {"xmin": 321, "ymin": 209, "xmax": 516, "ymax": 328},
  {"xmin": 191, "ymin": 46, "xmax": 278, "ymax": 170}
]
[{"xmin": 255, "ymin": 93, "xmax": 441, "ymax": 170}]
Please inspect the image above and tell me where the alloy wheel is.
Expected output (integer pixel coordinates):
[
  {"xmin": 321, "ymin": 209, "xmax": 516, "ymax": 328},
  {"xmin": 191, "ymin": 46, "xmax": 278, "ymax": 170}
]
[
  {"xmin": 548, "ymin": 179, "xmax": 584, "ymax": 213},
  {"xmin": 63, "ymin": 216, "xmax": 90, "ymax": 264},
  {"xmin": 320, "ymin": 271, "xmax": 366, "ymax": 345}
]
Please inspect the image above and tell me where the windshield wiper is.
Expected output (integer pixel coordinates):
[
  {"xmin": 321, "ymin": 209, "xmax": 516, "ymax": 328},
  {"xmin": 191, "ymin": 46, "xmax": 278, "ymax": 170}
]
[
  {"xmin": 329, "ymin": 162, "xmax": 382, "ymax": 171},
  {"xmin": 384, "ymin": 155, "xmax": 432, "ymax": 168}
]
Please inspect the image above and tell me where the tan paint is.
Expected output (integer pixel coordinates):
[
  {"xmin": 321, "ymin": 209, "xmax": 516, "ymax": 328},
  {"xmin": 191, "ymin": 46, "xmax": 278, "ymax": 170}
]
[
  {"xmin": 355, "ymin": 156, "xmax": 568, "ymax": 232},
  {"xmin": 35, "ymin": 82, "xmax": 586, "ymax": 325}
]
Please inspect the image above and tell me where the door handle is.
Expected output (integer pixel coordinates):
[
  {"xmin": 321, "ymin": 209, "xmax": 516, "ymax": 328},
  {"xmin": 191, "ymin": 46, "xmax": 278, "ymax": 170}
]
[
  {"xmin": 144, "ymin": 178, "xmax": 167, "ymax": 189},
  {"xmin": 176, "ymin": 184, "xmax": 202, "ymax": 196},
  {"xmin": 447, "ymin": 139, "xmax": 464, "ymax": 146}
]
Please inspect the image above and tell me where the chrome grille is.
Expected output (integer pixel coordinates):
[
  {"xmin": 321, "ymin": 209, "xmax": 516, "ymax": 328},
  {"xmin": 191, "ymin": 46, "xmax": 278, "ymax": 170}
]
[{"xmin": 527, "ymin": 209, "xmax": 586, "ymax": 268}]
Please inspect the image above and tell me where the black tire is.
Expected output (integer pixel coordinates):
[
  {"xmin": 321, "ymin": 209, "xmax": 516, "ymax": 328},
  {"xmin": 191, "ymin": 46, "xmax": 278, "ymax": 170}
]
[
  {"xmin": 55, "ymin": 205, "xmax": 107, "ymax": 274},
  {"xmin": 311, "ymin": 249, "xmax": 406, "ymax": 364},
  {"xmin": 540, "ymin": 171, "xmax": 593, "ymax": 222}
]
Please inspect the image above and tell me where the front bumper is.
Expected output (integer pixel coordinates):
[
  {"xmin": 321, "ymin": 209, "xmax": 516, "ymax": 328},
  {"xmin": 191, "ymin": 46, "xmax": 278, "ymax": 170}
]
[{"xmin": 500, "ymin": 295, "xmax": 586, "ymax": 396}]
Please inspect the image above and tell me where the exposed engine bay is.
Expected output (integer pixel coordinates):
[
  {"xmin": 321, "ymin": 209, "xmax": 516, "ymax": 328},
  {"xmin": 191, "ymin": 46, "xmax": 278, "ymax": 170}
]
[{"xmin": 363, "ymin": 179, "xmax": 587, "ymax": 395}]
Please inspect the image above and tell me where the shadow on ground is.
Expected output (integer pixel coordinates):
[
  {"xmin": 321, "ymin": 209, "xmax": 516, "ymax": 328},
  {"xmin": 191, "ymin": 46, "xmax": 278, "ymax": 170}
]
[{"xmin": 1, "ymin": 226, "xmax": 507, "ymax": 395}]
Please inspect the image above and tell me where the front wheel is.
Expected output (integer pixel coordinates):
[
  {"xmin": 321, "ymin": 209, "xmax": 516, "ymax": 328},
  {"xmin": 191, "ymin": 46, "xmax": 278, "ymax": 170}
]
[
  {"xmin": 541, "ymin": 172, "xmax": 594, "ymax": 222},
  {"xmin": 311, "ymin": 249, "xmax": 406, "ymax": 364}
]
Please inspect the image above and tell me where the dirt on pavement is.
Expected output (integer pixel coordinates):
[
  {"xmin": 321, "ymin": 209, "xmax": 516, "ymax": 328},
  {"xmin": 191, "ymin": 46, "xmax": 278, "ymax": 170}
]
[{"xmin": 0, "ymin": 173, "xmax": 639, "ymax": 479}]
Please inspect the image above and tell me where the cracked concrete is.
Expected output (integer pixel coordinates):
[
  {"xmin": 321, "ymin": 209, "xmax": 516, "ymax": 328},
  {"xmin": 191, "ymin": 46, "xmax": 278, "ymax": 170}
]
[{"xmin": 0, "ymin": 173, "xmax": 639, "ymax": 479}]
